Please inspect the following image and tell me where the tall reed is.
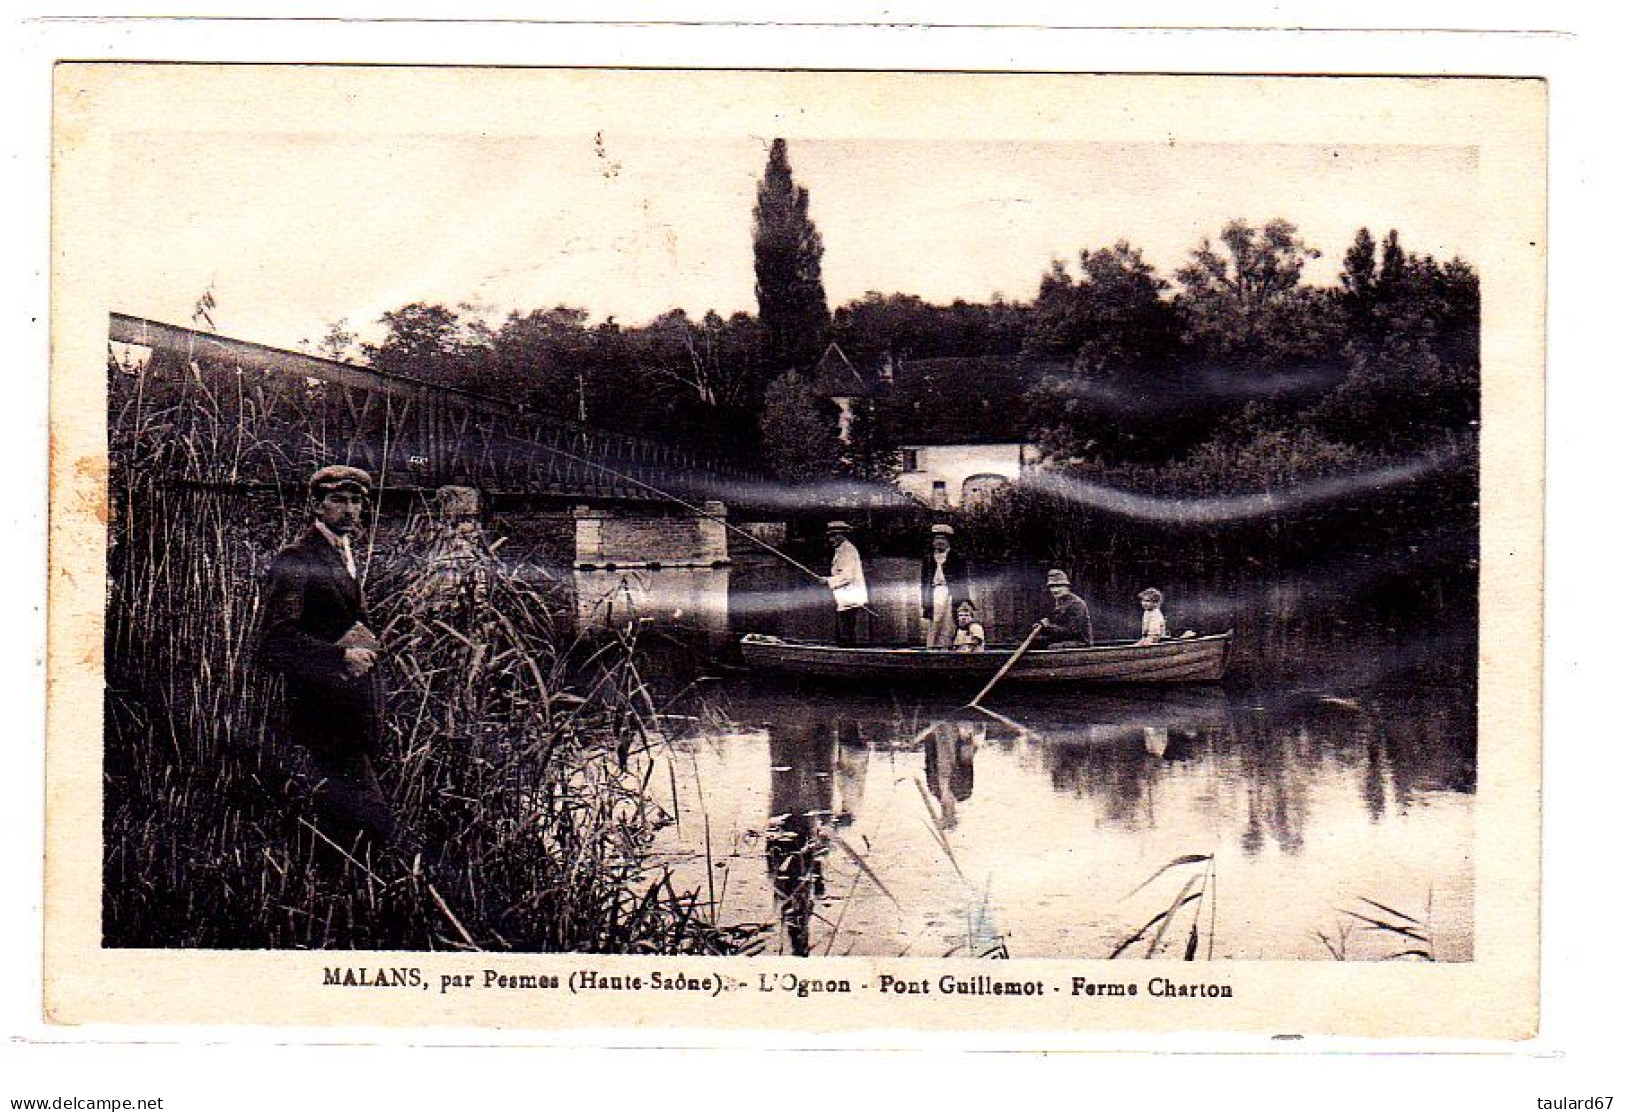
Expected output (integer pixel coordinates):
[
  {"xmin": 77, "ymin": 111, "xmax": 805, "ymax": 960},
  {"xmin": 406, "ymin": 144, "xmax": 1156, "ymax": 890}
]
[{"xmin": 104, "ymin": 348, "xmax": 740, "ymax": 952}]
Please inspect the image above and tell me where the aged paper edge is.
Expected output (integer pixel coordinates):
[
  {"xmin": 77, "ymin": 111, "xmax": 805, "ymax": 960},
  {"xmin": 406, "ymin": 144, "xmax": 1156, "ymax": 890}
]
[{"xmin": 44, "ymin": 66, "xmax": 1545, "ymax": 1039}]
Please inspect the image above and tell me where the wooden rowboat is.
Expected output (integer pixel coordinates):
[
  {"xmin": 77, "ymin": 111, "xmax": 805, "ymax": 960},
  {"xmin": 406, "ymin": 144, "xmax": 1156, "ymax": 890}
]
[{"xmin": 738, "ymin": 631, "xmax": 1232, "ymax": 685}]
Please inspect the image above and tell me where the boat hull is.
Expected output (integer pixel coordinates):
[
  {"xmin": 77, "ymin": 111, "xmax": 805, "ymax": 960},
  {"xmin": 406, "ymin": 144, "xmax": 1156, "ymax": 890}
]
[{"xmin": 738, "ymin": 631, "xmax": 1232, "ymax": 685}]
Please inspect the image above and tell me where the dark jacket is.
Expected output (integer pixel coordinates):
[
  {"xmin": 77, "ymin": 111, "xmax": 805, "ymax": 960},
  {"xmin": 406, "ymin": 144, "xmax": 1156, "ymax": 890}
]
[
  {"xmin": 258, "ymin": 526, "xmax": 381, "ymax": 756},
  {"xmin": 919, "ymin": 550, "xmax": 971, "ymax": 620},
  {"xmin": 1044, "ymin": 590, "xmax": 1094, "ymax": 645}
]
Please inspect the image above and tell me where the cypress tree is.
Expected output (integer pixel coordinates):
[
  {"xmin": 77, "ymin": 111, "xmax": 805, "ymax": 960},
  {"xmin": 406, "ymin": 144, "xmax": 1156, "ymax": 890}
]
[{"xmin": 753, "ymin": 139, "xmax": 831, "ymax": 373}]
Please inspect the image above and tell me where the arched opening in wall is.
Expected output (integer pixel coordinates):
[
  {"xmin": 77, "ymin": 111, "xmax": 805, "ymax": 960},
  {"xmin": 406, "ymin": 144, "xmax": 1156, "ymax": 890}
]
[{"xmin": 961, "ymin": 473, "xmax": 1010, "ymax": 509}]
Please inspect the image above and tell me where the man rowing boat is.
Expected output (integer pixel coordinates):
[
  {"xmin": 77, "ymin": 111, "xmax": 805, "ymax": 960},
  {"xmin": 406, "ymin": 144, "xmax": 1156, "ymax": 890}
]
[{"xmin": 1031, "ymin": 568, "xmax": 1093, "ymax": 648}]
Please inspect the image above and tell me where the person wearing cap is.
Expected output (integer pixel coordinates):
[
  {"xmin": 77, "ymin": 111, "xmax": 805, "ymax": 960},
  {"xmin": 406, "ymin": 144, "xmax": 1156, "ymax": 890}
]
[
  {"xmin": 819, "ymin": 520, "xmax": 869, "ymax": 647},
  {"xmin": 1136, "ymin": 587, "xmax": 1168, "ymax": 645},
  {"xmin": 918, "ymin": 523, "xmax": 970, "ymax": 649},
  {"xmin": 258, "ymin": 465, "xmax": 400, "ymax": 857},
  {"xmin": 1032, "ymin": 568, "xmax": 1094, "ymax": 648}
]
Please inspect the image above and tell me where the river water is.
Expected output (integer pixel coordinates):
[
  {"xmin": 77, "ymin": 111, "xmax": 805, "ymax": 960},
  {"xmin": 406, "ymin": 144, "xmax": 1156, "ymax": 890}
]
[{"xmin": 574, "ymin": 553, "xmax": 1476, "ymax": 961}]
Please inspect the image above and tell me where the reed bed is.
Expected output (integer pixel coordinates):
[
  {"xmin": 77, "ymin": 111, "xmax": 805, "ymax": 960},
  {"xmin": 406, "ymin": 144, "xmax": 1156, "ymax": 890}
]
[
  {"xmin": 104, "ymin": 349, "xmax": 743, "ymax": 952},
  {"xmin": 1316, "ymin": 894, "xmax": 1436, "ymax": 962},
  {"xmin": 1110, "ymin": 853, "xmax": 1218, "ymax": 961}
]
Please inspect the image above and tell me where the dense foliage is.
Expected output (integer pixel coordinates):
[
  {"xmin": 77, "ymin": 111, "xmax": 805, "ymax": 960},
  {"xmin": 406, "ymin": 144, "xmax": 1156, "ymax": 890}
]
[
  {"xmin": 311, "ymin": 163, "xmax": 1480, "ymax": 635},
  {"xmin": 336, "ymin": 215, "xmax": 1476, "ymax": 500}
]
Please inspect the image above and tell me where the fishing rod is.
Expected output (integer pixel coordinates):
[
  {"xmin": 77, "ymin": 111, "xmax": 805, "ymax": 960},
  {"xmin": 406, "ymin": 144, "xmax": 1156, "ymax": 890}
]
[{"xmin": 487, "ymin": 428, "xmax": 883, "ymax": 619}]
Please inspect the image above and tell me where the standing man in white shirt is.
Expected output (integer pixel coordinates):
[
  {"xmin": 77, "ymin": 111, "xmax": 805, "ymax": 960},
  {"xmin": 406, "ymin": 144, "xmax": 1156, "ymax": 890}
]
[
  {"xmin": 820, "ymin": 520, "xmax": 870, "ymax": 647},
  {"xmin": 919, "ymin": 523, "xmax": 970, "ymax": 649}
]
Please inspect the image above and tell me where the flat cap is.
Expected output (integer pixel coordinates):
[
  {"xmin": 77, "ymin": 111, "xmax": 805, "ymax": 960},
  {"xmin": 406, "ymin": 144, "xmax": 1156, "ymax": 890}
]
[
  {"xmin": 930, "ymin": 523, "xmax": 955, "ymax": 537},
  {"xmin": 308, "ymin": 464, "xmax": 373, "ymax": 496},
  {"xmin": 825, "ymin": 520, "xmax": 853, "ymax": 533},
  {"xmin": 1045, "ymin": 569, "xmax": 1071, "ymax": 587}
]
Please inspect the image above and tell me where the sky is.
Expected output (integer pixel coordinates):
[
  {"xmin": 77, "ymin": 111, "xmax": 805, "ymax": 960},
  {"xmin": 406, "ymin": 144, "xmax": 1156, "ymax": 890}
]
[{"xmin": 95, "ymin": 73, "xmax": 1484, "ymax": 353}]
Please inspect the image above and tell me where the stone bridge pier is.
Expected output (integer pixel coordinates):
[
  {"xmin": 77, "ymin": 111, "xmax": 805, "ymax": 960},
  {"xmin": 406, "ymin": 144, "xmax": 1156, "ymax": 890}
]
[
  {"xmin": 571, "ymin": 500, "xmax": 731, "ymax": 571},
  {"xmin": 415, "ymin": 491, "xmax": 771, "ymax": 640},
  {"xmin": 570, "ymin": 501, "xmax": 735, "ymax": 641},
  {"xmin": 568, "ymin": 497, "xmax": 741, "ymax": 637}
]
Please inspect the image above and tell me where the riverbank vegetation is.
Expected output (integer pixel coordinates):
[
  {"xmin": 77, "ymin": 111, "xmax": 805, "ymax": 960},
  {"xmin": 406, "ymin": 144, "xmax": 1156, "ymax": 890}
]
[
  {"xmin": 313, "ymin": 147, "xmax": 1475, "ymax": 531},
  {"xmin": 103, "ymin": 361, "xmax": 758, "ymax": 951},
  {"xmin": 338, "ymin": 203, "xmax": 1478, "ymax": 668},
  {"xmin": 298, "ymin": 146, "xmax": 1480, "ymax": 684},
  {"xmin": 330, "ymin": 214, "xmax": 1479, "ymax": 649}
]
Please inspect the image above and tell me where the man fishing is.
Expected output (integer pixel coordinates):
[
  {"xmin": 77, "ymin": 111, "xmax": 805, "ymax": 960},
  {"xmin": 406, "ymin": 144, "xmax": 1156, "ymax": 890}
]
[
  {"xmin": 820, "ymin": 520, "xmax": 870, "ymax": 647},
  {"xmin": 258, "ymin": 465, "xmax": 404, "ymax": 861}
]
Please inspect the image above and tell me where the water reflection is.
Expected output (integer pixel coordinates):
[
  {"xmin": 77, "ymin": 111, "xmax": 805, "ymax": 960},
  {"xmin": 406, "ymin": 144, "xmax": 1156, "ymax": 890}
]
[
  {"xmin": 764, "ymin": 712, "xmax": 835, "ymax": 957},
  {"xmin": 923, "ymin": 721, "xmax": 981, "ymax": 829},
  {"xmin": 1234, "ymin": 717, "xmax": 1308, "ymax": 857},
  {"xmin": 1143, "ymin": 726, "xmax": 1169, "ymax": 758},
  {"xmin": 574, "ymin": 550, "xmax": 1480, "ymax": 960},
  {"xmin": 658, "ymin": 678, "xmax": 1474, "ymax": 960}
]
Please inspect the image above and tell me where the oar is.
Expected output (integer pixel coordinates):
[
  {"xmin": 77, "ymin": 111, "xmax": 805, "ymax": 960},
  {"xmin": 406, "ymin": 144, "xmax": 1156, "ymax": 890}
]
[
  {"xmin": 966, "ymin": 623, "xmax": 1043, "ymax": 709},
  {"xmin": 968, "ymin": 701, "xmax": 1041, "ymax": 742}
]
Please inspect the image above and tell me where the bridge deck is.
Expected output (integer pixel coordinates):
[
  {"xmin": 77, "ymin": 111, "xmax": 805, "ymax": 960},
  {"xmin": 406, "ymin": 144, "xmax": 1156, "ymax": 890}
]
[{"xmin": 109, "ymin": 313, "xmax": 801, "ymax": 509}]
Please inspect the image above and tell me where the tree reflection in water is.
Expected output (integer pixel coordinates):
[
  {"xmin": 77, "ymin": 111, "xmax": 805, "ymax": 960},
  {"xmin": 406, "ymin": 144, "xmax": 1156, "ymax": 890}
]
[
  {"xmin": 1234, "ymin": 711, "xmax": 1308, "ymax": 856},
  {"xmin": 1032, "ymin": 686, "xmax": 1474, "ymax": 858},
  {"xmin": 637, "ymin": 553, "xmax": 1484, "ymax": 959},
  {"xmin": 704, "ymin": 669, "xmax": 1475, "ymax": 958},
  {"xmin": 1042, "ymin": 722, "xmax": 1202, "ymax": 830},
  {"xmin": 762, "ymin": 701, "xmax": 994, "ymax": 954}
]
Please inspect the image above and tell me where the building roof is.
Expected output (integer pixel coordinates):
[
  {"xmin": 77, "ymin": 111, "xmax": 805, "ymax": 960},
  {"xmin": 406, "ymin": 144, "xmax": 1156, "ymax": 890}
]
[
  {"xmin": 808, "ymin": 342, "xmax": 868, "ymax": 398},
  {"xmin": 880, "ymin": 356, "xmax": 1059, "ymax": 444}
]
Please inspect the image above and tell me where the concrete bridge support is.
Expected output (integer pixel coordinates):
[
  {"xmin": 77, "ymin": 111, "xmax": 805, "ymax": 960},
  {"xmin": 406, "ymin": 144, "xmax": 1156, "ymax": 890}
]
[
  {"xmin": 570, "ymin": 500, "xmax": 734, "ymax": 641},
  {"xmin": 404, "ymin": 485, "xmax": 492, "ymax": 620},
  {"xmin": 571, "ymin": 500, "xmax": 731, "ymax": 570}
]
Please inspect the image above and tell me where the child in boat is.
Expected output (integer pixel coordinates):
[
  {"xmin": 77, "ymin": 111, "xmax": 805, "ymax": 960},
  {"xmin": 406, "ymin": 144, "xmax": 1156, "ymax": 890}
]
[
  {"xmin": 952, "ymin": 599, "xmax": 987, "ymax": 652},
  {"xmin": 1136, "ymin": 587, "xmax": 1168, "ymax": 644}
]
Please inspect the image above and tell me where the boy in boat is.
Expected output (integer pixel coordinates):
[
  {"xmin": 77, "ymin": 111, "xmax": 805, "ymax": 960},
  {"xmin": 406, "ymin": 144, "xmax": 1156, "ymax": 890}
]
[
  {"xmin": 1136, "ymin": 587, "xmax": 1169, "ymax": 644},
  {"xmin": 952, "ymin": 599, "xmax": 986, "ymax": 652},
  {"xmin": 1032, "ymin": 569, "xmax": 1094, "ymax": 648}
]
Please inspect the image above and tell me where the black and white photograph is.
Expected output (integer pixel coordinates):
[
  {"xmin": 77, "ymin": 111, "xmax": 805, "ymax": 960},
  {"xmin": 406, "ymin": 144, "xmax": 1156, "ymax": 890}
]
[{"xmin": 43, "ymin": 63, "xmax": 1544, "ymax": 1036}]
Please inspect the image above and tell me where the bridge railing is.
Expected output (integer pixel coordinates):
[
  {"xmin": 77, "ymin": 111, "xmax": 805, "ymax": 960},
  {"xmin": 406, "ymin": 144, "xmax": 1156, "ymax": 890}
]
[{"xmin": 109, "ymin": 313, "xmax": 770, "ymax": 505}]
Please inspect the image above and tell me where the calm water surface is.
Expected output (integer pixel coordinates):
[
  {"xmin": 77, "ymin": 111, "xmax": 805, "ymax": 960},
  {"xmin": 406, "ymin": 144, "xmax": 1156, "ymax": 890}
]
[{"xmin": 577, "ymin": 554, "xmax": 1476, "ymax": 961}]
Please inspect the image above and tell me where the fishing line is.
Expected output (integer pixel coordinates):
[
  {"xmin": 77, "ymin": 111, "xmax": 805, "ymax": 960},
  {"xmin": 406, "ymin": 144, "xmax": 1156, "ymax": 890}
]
[{"xmin": 480, "ymin": 426, "xmax": 883, "ymax": 619}]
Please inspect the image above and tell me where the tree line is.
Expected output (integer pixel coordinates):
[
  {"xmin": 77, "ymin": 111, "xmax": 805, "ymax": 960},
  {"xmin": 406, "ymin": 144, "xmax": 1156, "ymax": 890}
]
[{"xmin": 312, "ymin": 140, "xmax": 1479, "ymax": 492}]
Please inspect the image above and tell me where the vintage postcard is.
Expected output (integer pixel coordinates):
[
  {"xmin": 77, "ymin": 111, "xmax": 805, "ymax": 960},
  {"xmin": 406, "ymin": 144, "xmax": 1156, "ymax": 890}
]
[{"xmin": 46, "ymin": 65, "xmax": 1544, "ymax": 1037}]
